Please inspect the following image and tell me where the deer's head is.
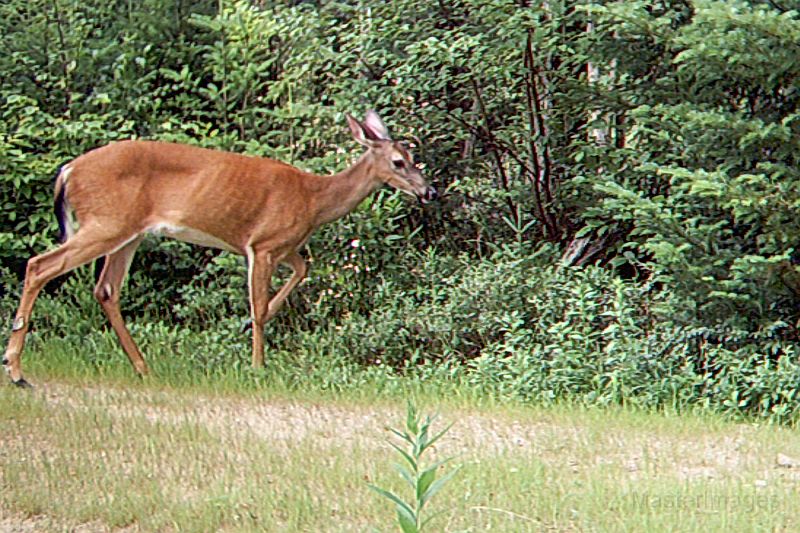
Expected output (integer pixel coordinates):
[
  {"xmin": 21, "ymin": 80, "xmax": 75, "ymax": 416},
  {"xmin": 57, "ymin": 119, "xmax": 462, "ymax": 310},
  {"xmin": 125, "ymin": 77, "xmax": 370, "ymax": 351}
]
[{"xmin": 347, "ymin": 111, "xmax": 437, "ymax": 204}]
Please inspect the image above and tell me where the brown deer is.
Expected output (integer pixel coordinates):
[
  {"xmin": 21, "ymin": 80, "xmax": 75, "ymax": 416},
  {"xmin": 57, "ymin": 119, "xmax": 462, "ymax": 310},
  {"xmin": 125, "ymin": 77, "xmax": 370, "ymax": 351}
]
[{"xmin": 3, "ymin": 111, "xmax": 436, "ymax": 386}]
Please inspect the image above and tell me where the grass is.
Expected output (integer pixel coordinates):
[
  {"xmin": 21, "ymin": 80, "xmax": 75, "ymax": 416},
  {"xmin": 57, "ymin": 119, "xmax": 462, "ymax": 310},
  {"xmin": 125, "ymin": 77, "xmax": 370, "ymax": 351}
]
[
  {"xmin": 1, "ymin": 338, "xmax": 799, "ymax": 531},
  {"xmin": 17, "ymin": 326, "xmax": 484, "ymax": 408}
]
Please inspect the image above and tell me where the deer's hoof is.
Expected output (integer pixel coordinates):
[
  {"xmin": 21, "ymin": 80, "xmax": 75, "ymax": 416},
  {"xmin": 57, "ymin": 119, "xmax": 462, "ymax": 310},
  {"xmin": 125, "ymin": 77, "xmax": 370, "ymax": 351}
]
[{"xmin": 12, "ymin": 378, "xmax": 32, "ymax": 389}]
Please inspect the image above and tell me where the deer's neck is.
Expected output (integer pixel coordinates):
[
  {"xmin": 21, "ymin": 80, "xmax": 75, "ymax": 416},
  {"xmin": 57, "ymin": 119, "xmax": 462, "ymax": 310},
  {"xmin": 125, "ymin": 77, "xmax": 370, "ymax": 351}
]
[{"xmin": 312, "ymin": 153, "xmax": 382, "ymax": 226}]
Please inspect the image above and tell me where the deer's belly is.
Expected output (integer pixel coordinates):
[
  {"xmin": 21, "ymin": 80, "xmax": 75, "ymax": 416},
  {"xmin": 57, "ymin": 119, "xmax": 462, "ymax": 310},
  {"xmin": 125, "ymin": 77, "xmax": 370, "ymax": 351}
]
[{"xmin": 147, "ymin": 222, "xmax": 240, "ymax": 254}]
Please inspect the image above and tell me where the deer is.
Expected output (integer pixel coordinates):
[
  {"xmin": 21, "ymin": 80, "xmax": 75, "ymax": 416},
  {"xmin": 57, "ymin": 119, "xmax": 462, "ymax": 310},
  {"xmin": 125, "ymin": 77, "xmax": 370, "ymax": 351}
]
[{"xmin": 2, "ymin": 110, "xmax": 436, "ymax": 387}]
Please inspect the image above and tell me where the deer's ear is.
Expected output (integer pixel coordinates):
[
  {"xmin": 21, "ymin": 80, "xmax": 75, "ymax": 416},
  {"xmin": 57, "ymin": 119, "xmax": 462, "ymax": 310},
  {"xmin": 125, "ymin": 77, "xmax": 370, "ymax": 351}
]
[
  {"xmin": 363, "ymin": 110, "xmax": 391, "ymax": 140},
  {"xmin": 347, "ymin": 114, "xmax": 374, "ymax": 147}
]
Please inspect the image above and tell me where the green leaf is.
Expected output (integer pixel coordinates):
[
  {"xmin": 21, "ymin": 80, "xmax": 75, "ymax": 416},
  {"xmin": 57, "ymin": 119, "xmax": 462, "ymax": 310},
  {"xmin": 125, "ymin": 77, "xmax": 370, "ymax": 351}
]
[
  {"xmin": 396, "ymin": 506, "xmax": 419, "ymax": 533},
  {"xmin": 389, "ymin": 441, "xmax": 417, "ymax": 471},
  {"xmin": 406, "ymin": 402, "xmax": 419, "ymax": 435},
  {"xmin": 417, "ymin": 421, "xmax": 453, "ymax": 455},
  {"xmin": 393, "ymin": 463, "xmax": 416, "ymax": 488},
  {"xmin": 416, "ymin": 466, "xmax": 437, "ymax": 502},
  {"xmin": 368, "ymin": 485, "xmax": 415, "ymax": 520},
  {"xmin": 390, "ymin": 427, "xmax": 415, "ymax": 447},
  {"xmin": 420, "ymin": 466, "xmax": 461, "ymax": 508}
]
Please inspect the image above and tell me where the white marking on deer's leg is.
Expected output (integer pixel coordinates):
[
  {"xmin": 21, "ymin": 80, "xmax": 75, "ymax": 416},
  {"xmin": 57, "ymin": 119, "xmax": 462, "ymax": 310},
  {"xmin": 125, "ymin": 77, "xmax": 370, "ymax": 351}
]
[
  {"xmin": 245, "ymin": 246, "xmax": 274, "ymax": 368},
  {"xmin": 246, "ymin": 245, "xmax": 256, "ymax": 321}
]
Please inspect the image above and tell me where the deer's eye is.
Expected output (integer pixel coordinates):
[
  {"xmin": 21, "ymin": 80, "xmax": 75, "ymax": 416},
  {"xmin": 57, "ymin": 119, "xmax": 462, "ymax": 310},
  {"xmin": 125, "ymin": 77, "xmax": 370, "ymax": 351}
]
[{"xmin": 392, "ymin": 159, "xmax": 406, "ymax": 169}]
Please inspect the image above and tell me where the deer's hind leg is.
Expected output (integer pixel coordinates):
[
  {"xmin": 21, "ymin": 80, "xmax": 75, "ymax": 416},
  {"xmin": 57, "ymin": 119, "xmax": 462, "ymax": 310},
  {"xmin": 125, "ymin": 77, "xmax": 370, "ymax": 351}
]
[
  {"xmin": 93, "ymin": 235, "xmax": 147, "ymax": 376},
  {"xmin": 266, "ymin": 252, "xmax": 307, "ymax": 321},
  {"xmin": 3, "ymin": 230, "xmax": 141, "ymax": 386}
]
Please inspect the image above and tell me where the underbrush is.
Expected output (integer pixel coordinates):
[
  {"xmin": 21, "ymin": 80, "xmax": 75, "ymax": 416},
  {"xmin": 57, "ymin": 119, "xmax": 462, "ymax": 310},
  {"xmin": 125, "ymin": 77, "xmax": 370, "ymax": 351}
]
[{"xmin": 2, "ymin": 243, "xmax": 799, "ymax": 423}]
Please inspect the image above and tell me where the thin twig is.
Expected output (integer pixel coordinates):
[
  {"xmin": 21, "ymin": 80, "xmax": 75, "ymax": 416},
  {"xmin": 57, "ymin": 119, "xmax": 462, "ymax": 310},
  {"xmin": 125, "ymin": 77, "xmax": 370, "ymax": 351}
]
[
  {"xmin": 469, "ymin": 75, "xmax": 518, "ymax": 226},
  {"xmin": 524, "ymin": 29, "xmax": 557, "ymax": 239}
]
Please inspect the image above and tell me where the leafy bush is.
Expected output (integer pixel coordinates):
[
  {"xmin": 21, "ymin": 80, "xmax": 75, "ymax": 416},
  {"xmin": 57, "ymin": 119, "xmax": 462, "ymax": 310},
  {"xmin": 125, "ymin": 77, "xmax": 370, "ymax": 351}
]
[{"xmin": 581, "ymin": 0, "xmax": 800, "ymax": 341}]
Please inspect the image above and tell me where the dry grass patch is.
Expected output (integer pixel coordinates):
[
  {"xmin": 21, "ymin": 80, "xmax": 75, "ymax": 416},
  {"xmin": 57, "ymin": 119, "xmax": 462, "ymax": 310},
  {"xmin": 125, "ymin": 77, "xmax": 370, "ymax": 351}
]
[{"xmin": 0, "ymin": 380, "xmax": 799, "ymax": 531}]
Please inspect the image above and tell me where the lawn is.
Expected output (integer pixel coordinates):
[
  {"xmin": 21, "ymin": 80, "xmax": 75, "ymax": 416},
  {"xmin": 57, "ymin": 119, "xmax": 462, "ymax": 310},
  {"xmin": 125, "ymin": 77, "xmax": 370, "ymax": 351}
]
[{"xmin": 1, "ymin": 346, "xmax": 798, "ymax": 532}]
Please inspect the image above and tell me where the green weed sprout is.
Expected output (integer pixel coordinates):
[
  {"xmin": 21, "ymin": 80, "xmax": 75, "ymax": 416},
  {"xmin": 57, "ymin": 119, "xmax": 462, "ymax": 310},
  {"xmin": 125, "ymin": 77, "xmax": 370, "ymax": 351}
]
[{"xmin": 370, "ymin": 401, "xmax": 460, "ymax": 533}]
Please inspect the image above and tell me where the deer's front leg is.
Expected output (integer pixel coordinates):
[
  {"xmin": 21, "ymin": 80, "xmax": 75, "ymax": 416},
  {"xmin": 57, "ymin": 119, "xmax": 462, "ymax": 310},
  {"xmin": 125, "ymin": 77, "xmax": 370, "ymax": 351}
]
[
  {"xmin": 266, "ymin": 252, "xmax": 307, "ymax": 320},
  {"xmin": 246, "ymin": 247, "xmax": 275, "ymax": 368}
]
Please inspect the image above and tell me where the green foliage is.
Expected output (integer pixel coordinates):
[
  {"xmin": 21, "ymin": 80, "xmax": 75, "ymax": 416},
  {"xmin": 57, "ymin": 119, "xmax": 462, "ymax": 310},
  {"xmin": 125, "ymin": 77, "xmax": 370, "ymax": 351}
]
[
  {"xmin": 369, "ymin": 402, "xmax": 459, "ymax": 533},
  {"xmin": 581, "ymin": 0, "xmax": 800, "ymax": 341},
  {"xmin": 3, "ymin": 0, "xmax": 800, "ymax": 423}
]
